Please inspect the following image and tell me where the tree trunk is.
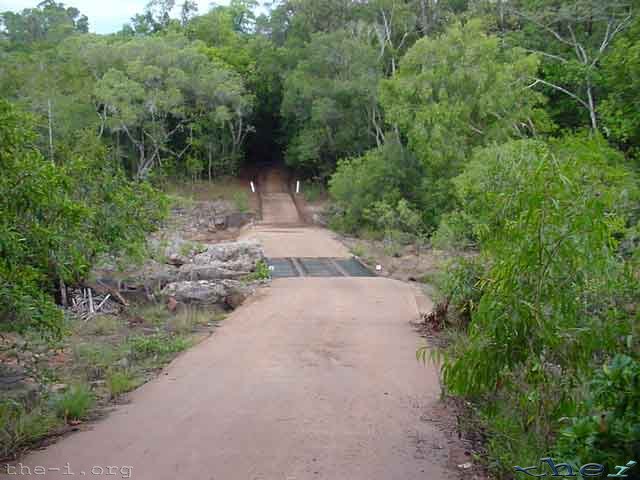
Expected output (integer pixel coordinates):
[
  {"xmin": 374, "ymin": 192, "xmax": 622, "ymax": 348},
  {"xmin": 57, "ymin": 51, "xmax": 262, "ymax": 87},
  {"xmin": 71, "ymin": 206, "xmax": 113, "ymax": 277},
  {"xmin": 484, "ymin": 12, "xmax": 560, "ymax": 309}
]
[
  {"xmin": 586, "ymin": 83, "xmax": 598, "ymax": 131},
  {"xmin": 208, "ymin": 146, "xmax": 213, "ymax": 181},
  {"xmin": 47, "ymin": 99, "xmax": 54, "ymax": 164}
]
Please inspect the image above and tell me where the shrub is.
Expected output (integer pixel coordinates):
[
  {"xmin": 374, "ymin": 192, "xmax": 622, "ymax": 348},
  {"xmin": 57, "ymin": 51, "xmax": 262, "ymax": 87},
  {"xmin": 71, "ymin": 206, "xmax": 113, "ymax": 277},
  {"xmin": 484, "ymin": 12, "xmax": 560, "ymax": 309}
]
[
  {"xmin": 128, "ymin": 334, "xmax": 190, "ymax": 361},
  {"xmin": 233, "ymin": 190, "xmax": 250, "ymax": 214},
  {"xmin": 0, "ymin": 400, "xmax": 60, "ymax": 458},
  {"xmin": 0, "ymin": 100, "xmax": 166, "ymax": 337},
  {"xmin": 302, "ymin": 181, "xmax": 325, "ymax": 203},
  {"xmin": 107, "ymin": 370, "xmax": 139, "ymax": 399},
  {"xmin": 245, "ymin": 260, "xmax": 271, "ymax": 282},
  {"xmin": 329, "ymin": 141, "xmax": 425, "ymax": 233},
  {"xmin": 53, "ymin": 385, "xmax": 94, "ymax": 422},
  {"xmin": 555, "ymin": 355, "xmax": 640, "ymax": 472},
  {"xmin": 444, "ymin": 136, "xmax": 635, "ymax": 394},
  {"xmin": 439, "ymin": 135, "xmax": 639, "ymax": 475}
]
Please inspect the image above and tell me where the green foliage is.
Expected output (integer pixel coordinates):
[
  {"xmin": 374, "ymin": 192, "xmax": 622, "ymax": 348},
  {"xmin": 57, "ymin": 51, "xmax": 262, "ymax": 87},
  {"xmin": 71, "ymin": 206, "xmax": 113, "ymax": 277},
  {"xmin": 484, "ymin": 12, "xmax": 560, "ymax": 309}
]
[
  {"xmin": 128, "ymin": 334, "xmax": 190, "ymax": 361},
  {"xmin": 281, "ymin": 29, "xmax": 382, "ymax": 178},
  {"xmin": 91, "ymin": 33, "xmax": 253, "ymax": 178},
  {"xmin": 436, "ymin": 256, "xmax": 485, "ymax": 325},
  {"xmin": 245, "ymin": 260, "xmax": 271, "ymax": 282},
  {"xmin": 444, "ymin": 136, "xmax": 634, "ymax": 395},
  {"xmin": 302, "ymin": 181, "xmax": 325, "ymax": 203},
  {"xmin": 431, "ymin": 211, "xmax": 476, "ymax": 250},
  {"xmin": 555, "ymin": 355, "xmax": 640, "ymax": 472},
  {"xmin": 53, "ymin": 384, "xmax": 94, "ymax": 422},
  {"xmin": 106, "ymin": 370, "xmax": 139, "ymax": 399},
  {"xmin": 438, "ymin": 135, "xmax": 639, "ymax": 476},
  {"xmin": 380, "ymin": 19, "xmax": 547, "ymax": 227},
  {"xmin": 0, "ymin": 400, "xmax": 61, "ymax": 459},
  {"xmin": 0, "ymin": 100, "xmax": 165, "ymax": 336},
  {"xmin": 329, "ymin": 141, "xmax": 424, "ymax": 233},
  {"xmin": 0, "ymin": 0, "xmax": 88, "ymax": 48},
  {"xmin": 232, "ymin": 190, "xmax": 250, "ymax": 214},
  {"xmin": 601, "ymin": 15, "xmax": 640, "ymax": 154}
]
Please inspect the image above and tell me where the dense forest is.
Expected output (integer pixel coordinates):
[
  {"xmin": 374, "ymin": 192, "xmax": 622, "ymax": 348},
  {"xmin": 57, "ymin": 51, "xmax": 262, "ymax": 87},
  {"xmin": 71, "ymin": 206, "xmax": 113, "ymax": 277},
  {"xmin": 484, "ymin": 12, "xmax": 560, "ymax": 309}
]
[{"xmin": 2, "ymin": 0, "xmax": 640, "ymax": 476}]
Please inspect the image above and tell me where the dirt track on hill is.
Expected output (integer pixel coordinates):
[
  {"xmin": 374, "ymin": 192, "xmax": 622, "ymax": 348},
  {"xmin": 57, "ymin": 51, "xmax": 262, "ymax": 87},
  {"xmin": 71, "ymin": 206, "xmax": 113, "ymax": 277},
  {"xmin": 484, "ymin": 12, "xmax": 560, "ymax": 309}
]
[{"xmin": 8, "ymin": 168, "xmax": 452, "ymax": 480}]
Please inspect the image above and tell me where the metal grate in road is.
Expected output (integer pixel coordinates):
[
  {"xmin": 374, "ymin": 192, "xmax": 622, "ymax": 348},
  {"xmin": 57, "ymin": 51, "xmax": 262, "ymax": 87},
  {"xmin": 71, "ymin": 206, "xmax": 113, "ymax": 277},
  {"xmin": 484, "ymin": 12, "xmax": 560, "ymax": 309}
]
[
  {"xmin": 266, "ymin": 258, "xmax": 301, "ymax": 278},
  {"xmin": 334, "ymin": 258, "xmax": 375, "ymax": 277},
  {"xmin": 266, "ymin": 257, "xmax": 375, "ymax": 278},
  {"xmin": 298, "ymin": 258, "xmax": 342, "ymax": 277}
]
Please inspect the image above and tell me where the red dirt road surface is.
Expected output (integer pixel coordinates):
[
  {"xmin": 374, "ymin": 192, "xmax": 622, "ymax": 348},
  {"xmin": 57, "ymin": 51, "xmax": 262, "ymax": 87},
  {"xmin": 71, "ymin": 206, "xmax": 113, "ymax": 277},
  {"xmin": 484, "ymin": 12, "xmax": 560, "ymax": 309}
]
[{"xmin": 7, "ymin": 172, "xmax": 452, "ymax": 480}]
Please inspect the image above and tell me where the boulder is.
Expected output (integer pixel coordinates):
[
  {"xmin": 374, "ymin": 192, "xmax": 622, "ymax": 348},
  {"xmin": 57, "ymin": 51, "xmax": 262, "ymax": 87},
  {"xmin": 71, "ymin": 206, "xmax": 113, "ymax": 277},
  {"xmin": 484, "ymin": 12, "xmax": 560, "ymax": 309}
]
[
  {"xmin": 161, "ymin": 280, "xmax": 252, "ymax": 306},
  {"xmin": 192, "ymin": 241, "xmax": 264, "ymax": 269},
  {"xmin": 177, "ymin": 264, "xmax": 249, "ymax": 281}
]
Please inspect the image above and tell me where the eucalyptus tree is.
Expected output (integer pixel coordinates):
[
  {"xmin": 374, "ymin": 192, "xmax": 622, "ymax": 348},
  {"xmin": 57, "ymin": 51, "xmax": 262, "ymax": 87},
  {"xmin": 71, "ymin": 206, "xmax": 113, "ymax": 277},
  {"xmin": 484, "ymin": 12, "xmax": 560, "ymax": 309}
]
[
  {"xmin": 280, "ymin": 28, "xmax": 383, "ymax": 178},
  {"xmin": 94, "ymin": 34, "xmax": 253, "ymax": 178},
  {"xmin": 380, "ymin": 19, "xmax": 546, "ymax": 226},
  {"xmin": 503, "ymin": 0, "xmax": 634, "ymax": 131}
]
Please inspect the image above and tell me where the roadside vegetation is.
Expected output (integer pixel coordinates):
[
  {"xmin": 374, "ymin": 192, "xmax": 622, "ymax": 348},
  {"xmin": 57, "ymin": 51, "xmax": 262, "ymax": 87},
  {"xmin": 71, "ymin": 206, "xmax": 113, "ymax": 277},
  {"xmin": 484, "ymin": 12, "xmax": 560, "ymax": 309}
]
[
  {"xmin": 2, "ymin": 0, "xmax": 640, "ymax": 475},
  {"xmin": 1, "ymin": 303, "xmax": 224, "ymax": 460}
]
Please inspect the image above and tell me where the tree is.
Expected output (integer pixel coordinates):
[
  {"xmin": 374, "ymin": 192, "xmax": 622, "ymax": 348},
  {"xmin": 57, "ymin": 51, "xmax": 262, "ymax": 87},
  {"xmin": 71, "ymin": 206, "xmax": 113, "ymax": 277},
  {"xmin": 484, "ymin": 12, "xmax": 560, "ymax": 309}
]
[
  {"xmin": 93, "ymin": 35, "xmax": 253, "ymax": 178},
  {"xmin": 281, "ymin": 29, "xmax": 383, "ymax": 178},
  {"xmin": 506, "ymin": 0, "xmax": 634, "ymax": 131},
  {"xmin": 600, "ymin": 15, "xmax": 640, "ymax": 154},
  {"xmin": 0, "ymin": 0, "xmax": 88, "ymax": 48},
  {"xmin": 0, "ymin": 100, "xmax": 165, "ymax": 336},
  {"xmin": 380, "ymin": 19, "xmax": 547, "ymax": 227}
]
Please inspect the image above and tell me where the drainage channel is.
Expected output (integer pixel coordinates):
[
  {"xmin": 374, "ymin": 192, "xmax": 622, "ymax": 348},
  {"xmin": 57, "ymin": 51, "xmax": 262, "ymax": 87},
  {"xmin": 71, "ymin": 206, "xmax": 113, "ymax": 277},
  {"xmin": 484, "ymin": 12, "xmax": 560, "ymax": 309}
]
[{"xmin": 266, "ymin": 258, "xmax": 375, "ymax": 278}]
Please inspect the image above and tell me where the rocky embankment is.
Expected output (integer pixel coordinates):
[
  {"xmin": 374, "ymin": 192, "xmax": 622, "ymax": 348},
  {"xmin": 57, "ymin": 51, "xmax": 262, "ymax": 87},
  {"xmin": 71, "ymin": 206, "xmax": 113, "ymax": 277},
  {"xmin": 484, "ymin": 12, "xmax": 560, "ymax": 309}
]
[{"xmin": 90, "ymin": 237, "xmax": 266, "ymax": 310}]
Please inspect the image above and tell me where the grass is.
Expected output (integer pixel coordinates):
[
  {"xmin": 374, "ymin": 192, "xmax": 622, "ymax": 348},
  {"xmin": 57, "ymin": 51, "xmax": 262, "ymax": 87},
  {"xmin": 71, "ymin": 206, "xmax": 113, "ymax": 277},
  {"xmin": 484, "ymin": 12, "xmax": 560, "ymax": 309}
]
[
  {"xmin": 232, "ymin": 190, "xmax": 250, "ymax": 214},
  {"xmin": 127, "ymin": 334, "xmax": 191, "ymax": 362},
  {"xmin": 165, "ymin": 178, "xmax": 250, "ymax": 203},
  {"xmin": 178, "ymin": 241, "xmax": 206, "ymax": 258},
  {"xmin": 52, "ymin": 384, "xmax": 94, "ymax": 422},
  {"xmin": 130, "ymin": 303, "xmax": 220, "ymax": 333},
  {"xmin": 243, "ymin": 260, "xmax": 271, "ymax": 282},
  {"xmin": 0, "ymin": 400, "xmax": 61, "ymax": 459},
  {"xmin": 80, "ymin": 315, "xmax": 121, "ymax": 336},
  {"xmin": 167, "ymin": 307, "xmax": 219, "ymax": 334},
  {"xmin": 106, "ymin": 370, "xmax": 139, "ymax": 399},
  {"xmin": 350, "ymin": 243, "xmax": 367, "ymax": 258}
]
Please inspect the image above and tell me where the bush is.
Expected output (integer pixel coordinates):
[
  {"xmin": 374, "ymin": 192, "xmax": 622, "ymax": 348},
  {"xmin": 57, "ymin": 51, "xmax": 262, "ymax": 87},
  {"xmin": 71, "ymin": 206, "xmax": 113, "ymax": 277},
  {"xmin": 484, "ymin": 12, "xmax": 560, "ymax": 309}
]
[
  {"xmin": 107, "ymin": 370, "xmax": 139, "ymax": 399},
  {"xmin": 245, "ymin": 260, "xmax": 271, "ymax": 282},
  {"xmin": 555, "ymin": 355, "xmax": 640, "ymax": 472},
  {"xmin": 329, "ymin": 141, "xmax": 425, "ymax": 233},
  {"xmin": 233, "ymin": 190, "xmax": 250, "ymax": 214},
  {"xmin": 128, "ymin": 334, "xmax": 190, "ymax": 361},
  {"xmin": 0, "ymin": 100, "xmax": 166, "ymax": 337},
  {"xmin": 0, "ymin": 400, "xmax": 61, "ymax": 458},
  {"xmin": 302, "ymin": 181, "xmax": 325, "ymax": 203},
  {"xmin": 439, "ymin": 135, "xmax": 639, "ymax": 475},
  {"xmin": 53, "ymin": 384, "xmax": 94, "ymax": 422}
]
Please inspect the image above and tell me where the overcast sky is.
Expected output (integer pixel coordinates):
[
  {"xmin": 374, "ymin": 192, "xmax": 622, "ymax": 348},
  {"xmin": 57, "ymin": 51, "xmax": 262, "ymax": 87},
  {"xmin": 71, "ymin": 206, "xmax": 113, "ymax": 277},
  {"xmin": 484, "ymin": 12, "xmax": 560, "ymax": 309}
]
[{"xmin": 0, "ymin": 0, "xmax": 268, "ymax": 34}]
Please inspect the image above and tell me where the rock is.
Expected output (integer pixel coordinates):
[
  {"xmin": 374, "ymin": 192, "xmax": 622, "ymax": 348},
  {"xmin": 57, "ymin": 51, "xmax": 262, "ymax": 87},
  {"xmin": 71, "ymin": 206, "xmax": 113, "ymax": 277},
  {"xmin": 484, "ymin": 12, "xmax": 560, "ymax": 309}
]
[
  {"xmin": 161, "ymin": 280, "xmax": 253, "ymax": 306},
  {"xmin": 91, "ymin": 240, "xmax": 265, "ymax": 306},
  {"xmin": 166, "ymin": 296, "xmax": 179, "ymax": 313},
  {"xmin": 177, "ymin": 264, "xmax": 250, "ymax": 281},
  {"xmin": 167, "ymin": 254, "xmax": 187, "ymax": 267},
  {"xmin": 225, "ymin": 291, "xmax": 249, "ymax": 309},
  {"xmin": 192, "ymin": 241, "xmax": 264, "ymax": 270},
  {"xmin": 0, "ymin": 364, "xmax": 39, "ymax": 404},
  {"xmin": 213, "ymin": 216, "xmax": 227, "ymax": 230},
  {"xmin": 50, "ymin": 383, "xmax": 67, "ymax": 393}
]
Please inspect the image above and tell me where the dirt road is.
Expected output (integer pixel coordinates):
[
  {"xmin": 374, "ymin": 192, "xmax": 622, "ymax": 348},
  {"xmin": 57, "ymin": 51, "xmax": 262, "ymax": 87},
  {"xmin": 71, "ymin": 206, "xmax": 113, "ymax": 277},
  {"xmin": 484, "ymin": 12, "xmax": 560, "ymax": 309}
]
[{"xmin": 8, "ymin": 174, "xmax": 451, "ymax": 480}]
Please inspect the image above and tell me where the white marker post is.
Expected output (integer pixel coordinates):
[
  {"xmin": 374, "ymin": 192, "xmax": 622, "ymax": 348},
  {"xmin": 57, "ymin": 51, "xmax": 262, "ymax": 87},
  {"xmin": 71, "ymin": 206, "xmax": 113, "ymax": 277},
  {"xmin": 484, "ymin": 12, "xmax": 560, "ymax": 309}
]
[
  {"xmin": 250, "ymin": 181, "xmax": 255, "ymax": 193},
  {"xmin": 296, "ymin": 181, "xmax": 300, "ymax": 194}
]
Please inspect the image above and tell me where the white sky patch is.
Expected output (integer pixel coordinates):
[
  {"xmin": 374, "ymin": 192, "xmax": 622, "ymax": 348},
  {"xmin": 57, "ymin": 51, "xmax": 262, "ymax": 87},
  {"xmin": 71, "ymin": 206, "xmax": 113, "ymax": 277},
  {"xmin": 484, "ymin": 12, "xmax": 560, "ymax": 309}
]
[{"xmin": 0, "ymin": 0, "xmax": 249, "ymax": 34}]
